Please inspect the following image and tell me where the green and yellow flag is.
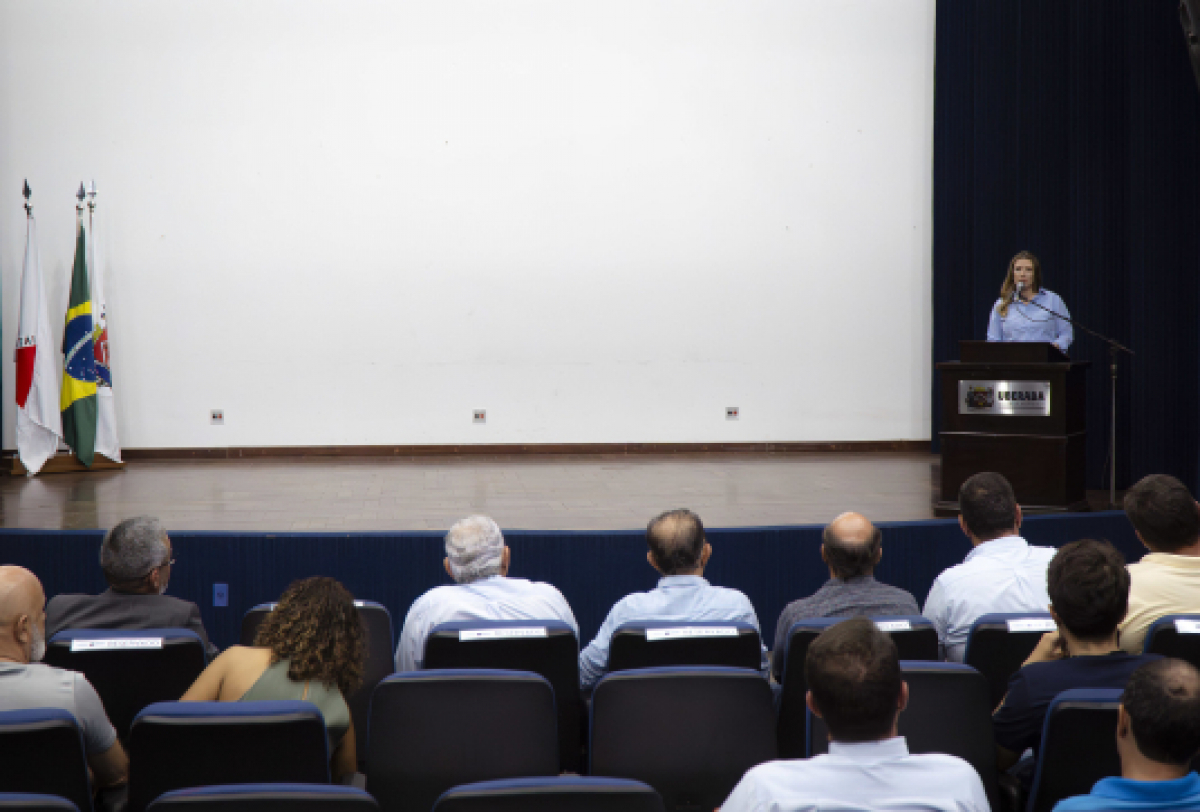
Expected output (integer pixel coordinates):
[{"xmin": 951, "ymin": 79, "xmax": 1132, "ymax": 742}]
[{"xmin": 61, "ymin": 223, "xmax": 98, "ymax": 466}]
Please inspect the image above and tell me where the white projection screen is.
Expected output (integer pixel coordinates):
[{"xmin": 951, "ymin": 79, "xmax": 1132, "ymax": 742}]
[{"xmin": 0, "ymin": 0, "xmax": 935, "ymax": 449}]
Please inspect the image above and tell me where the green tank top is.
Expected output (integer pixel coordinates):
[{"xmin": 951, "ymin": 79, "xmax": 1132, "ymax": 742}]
[{"xmin": 240, "ymin": 658, "xmax": 351, "ymax": 751}]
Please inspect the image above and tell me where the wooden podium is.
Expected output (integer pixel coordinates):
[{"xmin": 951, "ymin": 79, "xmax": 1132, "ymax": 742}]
[{"xmin": 936, "ymin": 341, "xmax": 1090, "ymax": 514}]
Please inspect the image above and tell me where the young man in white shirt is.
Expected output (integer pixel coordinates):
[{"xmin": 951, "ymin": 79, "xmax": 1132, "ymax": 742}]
[
  {"xmin": 394, "ymin": 515, "xmax": 578, "ymax": 671},
  {"xmin": 924, "ymin": 472, "xmax": 1057, "ymax": 661},
  {"xmin": 720, "ymin": 616, "xmax": 989, "ymax": 812}
]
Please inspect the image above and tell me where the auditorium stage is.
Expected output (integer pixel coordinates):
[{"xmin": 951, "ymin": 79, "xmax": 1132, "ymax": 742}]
[{"xmin": 0, "ymin": 452, "xmax": 946, "ymax": 532}]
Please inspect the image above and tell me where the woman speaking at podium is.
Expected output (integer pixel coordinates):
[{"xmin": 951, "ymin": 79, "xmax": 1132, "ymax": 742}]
[{"xmin": 986, "ymin": 250, "xmax": 1073, "ymax": 353}]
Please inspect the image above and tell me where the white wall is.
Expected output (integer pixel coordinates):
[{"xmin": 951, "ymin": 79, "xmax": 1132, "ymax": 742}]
[{"xmin": 0, "ymin": 0, "xmax": 935, "ymax": 449}]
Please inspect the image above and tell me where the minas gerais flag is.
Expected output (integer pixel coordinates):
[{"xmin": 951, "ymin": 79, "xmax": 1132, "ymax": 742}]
[
  {"xmin": 61, "ymin": 221, "xmax": 99, "ymax": 466},
  {"xmin": 14, "ymin": 212, "xmax": 63, "ymax": 474}
]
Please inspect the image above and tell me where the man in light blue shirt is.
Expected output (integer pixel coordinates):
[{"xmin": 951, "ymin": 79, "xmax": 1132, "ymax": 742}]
[
  {"xmin": 1055, "ymin": 659, "xmax": 1200, "ymax": 812},
  {"xmin": 923, "ymin": 472, "xmax": 1056, "ymax": 661},
  {"xmin": 395, "ymin": 515, "xmax": 578, "ymax": 671},
  {"xmin": 578, "ymin": 509, "xmax": 766, "ymax": 690}
]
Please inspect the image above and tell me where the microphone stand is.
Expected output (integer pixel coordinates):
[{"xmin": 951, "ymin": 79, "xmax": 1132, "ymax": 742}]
[{"xmin": 1013, "ymin": 292, "xmax": 1133, "ymax": 508}]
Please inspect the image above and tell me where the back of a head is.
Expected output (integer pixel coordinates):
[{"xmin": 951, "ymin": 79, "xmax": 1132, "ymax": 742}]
[
  {"xmin": 823, "ymin": 513, "xmax": 883, "ymax": 580},
  {"xmin": 646, "ymin": 509, "xmax": 706, "ymax": 575},
  {"xmin": 959, "ymin": 472, "xmax": 1018, "ymax": 541},
  {"xmin": 254, "ymin": 576, "xmax": 365, "ymax": 695},
  {"xmin": 1123, "ymin": 659, "xmax": 1200, "ymax": 767},
  {"xmin": 101, "ymin": 516, "xmax": 170, "ymax": 586},
  {"xmin": 1047, "ymin": 539, "xmax": 1129, "ymax": 641},
  {"xmin": 444, "ymin": 515, "xmax": 505, "ymax": 584},
  {"xmin": 1124, "ymin": 474, "xmax": 1200, "ymax": 554},
  {"xmin": 804, "ymin": 616, "xmax": 902, "ymax": 742}
]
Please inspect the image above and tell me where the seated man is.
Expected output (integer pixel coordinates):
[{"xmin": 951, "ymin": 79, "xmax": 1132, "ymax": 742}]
[
  {"xmin": 395, "ymin": 515, "xmax": 578, "ymax": 671},
  {"xmin": 1118, "ymin": 474, "xmax": 1200, "ymax": 653},
  {"xmin": 47, "ymin": 515, "xmax": 217, "ymax": 656},
  {"xmin": 994, "ymin": 539, "xmax": 1161, "ymax": 780},
  {"xmin": 579, "ymin": 508, "xmax": 766, "ymax": 691},
  {"xmin": 720, "ymin": 616, "xmax": 989, "ymax": 812},
  {"xmin": 0, "ymin": 566, "xmax": 127, "ymax": 789},
  {"xmin": 771, "ymin": 511, "xmax": 918, "ymax": 680},
  {"xmin": 924, "ymin": 472, "xmax": 1056, "ymax": 661},
  {"xmin": 1055, "ymin": 658, "xmax": 1200, "ymax": 811}
]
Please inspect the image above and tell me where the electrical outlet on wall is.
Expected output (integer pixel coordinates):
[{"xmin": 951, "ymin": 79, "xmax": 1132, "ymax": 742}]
[
  {"xmin": 211, "ymin": 410, "xmax": 224, "ymax": 425},
  {"xmin": 473, "ymin": 409, "xmax": 486, "ymax": 424},
  {"xmin": 726, "ymin": 407, "xmax": 739, "ymax": 420}
]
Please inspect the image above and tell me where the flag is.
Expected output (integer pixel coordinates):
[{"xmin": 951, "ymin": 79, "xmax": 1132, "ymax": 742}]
[
  {"xmin": 14, "ymin": 216, "xmax": 63, "ymax": 474},
  {"xmin": 61, "ymin": 222, "xmax": 98, "ymax": 466},
  {"xmin": 88, "ymin": 198, "xmax": 121, "ymax": 462}
]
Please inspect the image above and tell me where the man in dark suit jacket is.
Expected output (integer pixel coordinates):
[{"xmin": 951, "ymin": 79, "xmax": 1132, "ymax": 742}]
[{"xmin": 47, "ymin": 516, "xmax": 217, "ymax": 656}]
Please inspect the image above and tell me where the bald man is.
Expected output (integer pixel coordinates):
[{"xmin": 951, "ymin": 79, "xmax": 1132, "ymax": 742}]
[
  {"xmin": 0, "ymin": 566, "xmax": 127, "ymax": 788},
  {"xmin": 771, "ymin": 512, "xmax": 918, "ymax": 680}
]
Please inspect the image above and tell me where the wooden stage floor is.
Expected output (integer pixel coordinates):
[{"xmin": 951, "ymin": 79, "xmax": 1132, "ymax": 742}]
[{"xmin": 0, "ymin": 452, "xmax": 954, "ymax": 532}]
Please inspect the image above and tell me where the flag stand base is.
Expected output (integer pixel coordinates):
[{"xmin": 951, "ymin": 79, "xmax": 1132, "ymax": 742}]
[{"xmin": 10, "ymin": 452, "xmax": 125, "ymax": 476}]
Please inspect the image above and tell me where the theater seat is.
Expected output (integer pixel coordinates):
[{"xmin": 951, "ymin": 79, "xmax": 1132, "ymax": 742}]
[
  {"xmin": 368, "ymin": 670, "xmax": 559, "ymax": 812},
  {"xmin": 776, "ymin": 616, "xmax": 938, "ymax": 758},
  {"xmin": 607, "ymin": 621, "xmax": 763, "ymax": 672},
  {"xmin": 127, "ymin": 701, "xmax": 330, "ymax": 812},
  {"xmin": 240, "ymin": 599, "xmax": 394, "ymax": 769},
  {"xmin": 807, "ymin": 662, "xmax": 1000, "ymax": 810},
  {"xmin": 590, "ymin": 666, "xmax": 776, "ymax": 812},
  {"xmin": 0, "ymin": 709, "xmax": 93, "ymax": 812},
  {"xmin": 432, "ymin": 777, "xmax": 664, "ymax": 812},
  {"xmin": 147, "ymin": 784, "xmax": 377, "ymax": 812},
  {"xmin": 1026, "ymin": 688, "xmax": 1122, "ymax": 812},
  {"xmin": 0, "ymin": 795, "xmax": 79, "ymax": 812},
  {"xmin": 44, "ymin": 628, "xmax": 208, "ymax": 739},
  {"xmin": 964, "ymin": 613, "xmax": 1057, "ymax": 709},
  {"xmin": 423, "ymin": 619, "xmax": 582, "ymax": 772},
  {"xmin": 1142, "ymin": 614, "xmax": 1200, "ymax": 669}
]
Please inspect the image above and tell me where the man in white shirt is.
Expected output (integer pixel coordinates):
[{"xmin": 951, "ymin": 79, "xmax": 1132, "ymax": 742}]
[
  {"xmin": 578, "ymin": 508, "xmax": 766, "ymax": 690},
  {"xmin": 394, "ymin": 515, "xmax": 578, "ymax": 671},
  {"xmin": 720, "ymin": 616, "xmax": 989, "ymax": 812},
  {"xmin": 0, "ymin": 566, "xmax": 128, "ymax": 791},
  {"xmin": 924, "ymin": 472, "xmax": 1056, "ymax": 661},
  {"xmin": 1117, "ymin": 474, "xmax": 1200, "ymax": 653}
]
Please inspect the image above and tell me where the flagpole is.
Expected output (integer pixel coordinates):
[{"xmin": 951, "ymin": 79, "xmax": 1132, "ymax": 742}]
[{"xmin": 23, "ymin": 179, "xmax": 32, "ymax": 218}]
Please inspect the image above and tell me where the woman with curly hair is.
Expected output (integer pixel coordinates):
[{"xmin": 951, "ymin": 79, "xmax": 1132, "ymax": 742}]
[{"xmin": 181, "ymin": 576, "xmax": 365, "ymax": 779}]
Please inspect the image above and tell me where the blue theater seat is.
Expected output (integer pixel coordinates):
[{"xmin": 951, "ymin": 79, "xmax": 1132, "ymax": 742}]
[
  {"xmin": 0, "ymin": 795, "xmax": 79, "ymax": 812},
  {"xmin": 607, "ymin": 621, "xmax": 763, "ymax": 673},
  {"xmin": 807, "ymin": 662, "xmax": 1000, "ymax": 810},
  {"xmin": 776, "ymin": 616, "xmax": 939, "ymax": 758},
  {"xmin": 240, "ymin": 600, "xmax": 394, "ymax": 770},
  {"xmin": 423, "ymin": 619, "xmax": 583, "ymax": 772},
  {"xmin": 965, "ymin": 612, "xmax": 1057, "ymax": 709},
  {"xmin": 147, "ymin": 784, "xmax": 377, "ymax": 812},
  {"xmin": 1143, "ymin": 614, "xmax": 1200, "ymax": 669},
  {"xmin": 432, "ymin": 777, "xmax": 664, "ymax": 812},
  {"xmin": 589, "ymin": 666, "xmax": 776, "ymax": 812},
  {"xmin": 1026, "ymin": 688, "xmax": 1123, "ymax": 812},
  {"xmin": 367, "ymin": 670, "xmax": 558, "ymax": 812},
  {"xmin": 128, "ymin": 701, "xmax": 330, "ymax": 812},
  {"xmin": 44, "ymin": 628, "xmax": 207, "ymax": 740},
  {"xmin": 0, "ymin": 709, "xmax": 93, "ymax": 812}
]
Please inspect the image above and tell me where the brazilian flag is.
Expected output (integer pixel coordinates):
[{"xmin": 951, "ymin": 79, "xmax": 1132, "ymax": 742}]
[{"xmin": 61, "ymin": 223, "xmax": 98, "ymax": 466}]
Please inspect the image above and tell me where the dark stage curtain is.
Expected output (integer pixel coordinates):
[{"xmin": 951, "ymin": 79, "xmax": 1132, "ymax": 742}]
[{"xmin": 933, "ymin": 0, "xmax": 1200, "ymax": 490}]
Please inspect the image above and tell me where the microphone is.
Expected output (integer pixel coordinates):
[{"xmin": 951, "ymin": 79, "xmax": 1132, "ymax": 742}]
[{"xmin": 1013, "ymin": 281, "xmax": 1024, "ymax": 303}]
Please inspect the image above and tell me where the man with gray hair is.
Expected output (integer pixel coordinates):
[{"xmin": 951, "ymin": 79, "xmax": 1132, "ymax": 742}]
[
  {"xmin": 47, "ymin": 516, "xmax": 216, "ymax": 655},
  {"xmin": 394, "ymin": 515, "xmax": 578, "ymax": 671}
]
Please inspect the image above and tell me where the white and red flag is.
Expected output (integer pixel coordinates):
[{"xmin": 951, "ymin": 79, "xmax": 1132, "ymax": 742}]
[
  {"xmin": 88, "ymin": 185, "xmax": 121, "ymax": 462},
  {"xmin": 15, "ymin": 214, "xmax": 63, "ymax": 474}
]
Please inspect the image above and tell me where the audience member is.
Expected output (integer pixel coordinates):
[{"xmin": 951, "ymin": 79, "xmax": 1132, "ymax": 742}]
[
  {"xmin": 47, "ymin": 516, "xmax": 217, "ymax": 656},
  {"xmin": 0, "ymin": 566, "xmax": 128, "ymax": 788},
  {"xmin": 1055, "ymin": 658, "xmax": 1200, "ymax": 811},
  {"xmin": 1118, "ymin": 474, "xmax": 1200, "ymax": 653},
  {"xmin": 182, "ymin": 576, "xmax": 363, "ymax": 781},
  {"xmin": 579, "ymin": 508, "xmax": 767, "ymax": 690},
  {"xmin": 994, "ymin": 539, "xmax": 1160, "ymax": 780},
  {"xmin": 720, "ymin": 616, "xmax": 989, "ymax": 812},
  {"xmin": 395, "ymin": 515, "xmax": 577, "ymax": 672},
  {"xmin": 771, "ymin": 511, "xmax": 918, "ymax": 680},
  {"xmin": 924, "ymin": 472, "xmax": 1056, "ymax": 661}
]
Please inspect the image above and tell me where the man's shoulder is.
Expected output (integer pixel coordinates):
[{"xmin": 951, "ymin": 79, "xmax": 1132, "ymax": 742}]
[{"xmin": 500, "ymin": 577, "xmax": 568, "ymax": 600}]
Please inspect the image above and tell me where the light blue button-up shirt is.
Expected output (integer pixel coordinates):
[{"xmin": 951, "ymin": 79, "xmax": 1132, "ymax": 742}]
[
  {"xmin": 987, "ymin": 288, "xmax": 1073, "ymax": 352},
  {"xmin": 578, "ymin": 574, "xmax": 766, "ymax": 689},
  {"xmin": 923, "ymin": 534, "xmax": 1056, "ymax": 662}
]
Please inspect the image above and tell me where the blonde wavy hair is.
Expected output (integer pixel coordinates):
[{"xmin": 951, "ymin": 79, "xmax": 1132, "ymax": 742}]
[{"xmin": 997, "ymin": 250, "xmax": 1043, "ymax": 318}]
